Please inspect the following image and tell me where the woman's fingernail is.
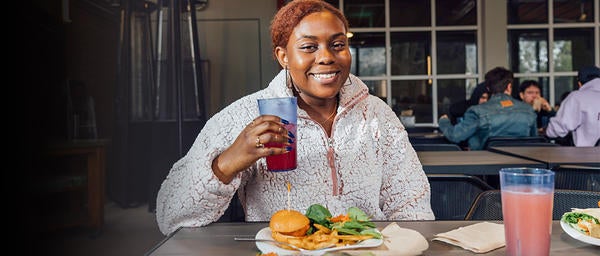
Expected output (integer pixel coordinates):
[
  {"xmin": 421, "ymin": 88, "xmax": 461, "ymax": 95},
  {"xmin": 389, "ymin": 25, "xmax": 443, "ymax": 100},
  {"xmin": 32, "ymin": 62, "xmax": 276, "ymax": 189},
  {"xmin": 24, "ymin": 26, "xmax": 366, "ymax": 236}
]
[
  {"xmin": 288, "ymin": 138, "xmax": 293, "ymax": 144},
  {"xmin": 288, "ymin": 131, "xmax": 295, "ymax": 138},
  {"xmin": 281, "ymin": 119, "xmax": 289, "ymax": 124},
  {"xmin": 286, "ymin": 146, "xmax": 293, "ymax": 151}
]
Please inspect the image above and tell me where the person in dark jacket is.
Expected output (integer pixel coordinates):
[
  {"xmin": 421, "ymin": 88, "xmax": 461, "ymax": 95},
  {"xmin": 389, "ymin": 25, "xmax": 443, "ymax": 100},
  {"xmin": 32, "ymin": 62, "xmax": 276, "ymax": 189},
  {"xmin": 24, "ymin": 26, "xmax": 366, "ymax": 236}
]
[
  {"xmin": 448, "ymin": 82, "xmax": 489, "ymax": 125},
  {"xmin": 518, "ymin": 80, "xmax": 556, "ymax": 132},
  {"xmin": 438, "ymin": 67, "xmax": 537, "ymax": 150}
]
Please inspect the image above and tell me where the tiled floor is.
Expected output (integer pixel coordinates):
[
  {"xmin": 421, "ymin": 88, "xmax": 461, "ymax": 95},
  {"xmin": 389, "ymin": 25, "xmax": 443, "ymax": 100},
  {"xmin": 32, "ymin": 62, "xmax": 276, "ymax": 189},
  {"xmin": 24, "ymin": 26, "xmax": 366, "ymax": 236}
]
[{"xmin": 39, "ymin": 201, "xmax": 165, "ymax": 256}]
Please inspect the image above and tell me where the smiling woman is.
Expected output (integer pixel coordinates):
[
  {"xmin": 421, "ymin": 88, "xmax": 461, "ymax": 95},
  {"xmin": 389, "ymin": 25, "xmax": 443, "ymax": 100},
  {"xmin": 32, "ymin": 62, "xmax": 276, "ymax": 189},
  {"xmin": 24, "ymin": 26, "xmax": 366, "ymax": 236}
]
[
  {"xmin": 274, "ymin": 9, "xmax": 350, "ymax": 136},
  {"xmin": 155, "ymin": 0, "xmax": 434, "ymax": 236}
]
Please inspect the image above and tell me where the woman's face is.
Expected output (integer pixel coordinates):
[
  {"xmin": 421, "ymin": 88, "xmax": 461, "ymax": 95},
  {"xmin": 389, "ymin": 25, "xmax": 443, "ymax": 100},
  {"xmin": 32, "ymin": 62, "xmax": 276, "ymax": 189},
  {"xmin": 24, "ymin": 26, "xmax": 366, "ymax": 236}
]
[
  {"xmin": 276, "ymin": 11, "xmax": 351, "ymax": 101},
  {"xmin": 478, "ymin": 93, "xmax": 489, "ymax": 104}
]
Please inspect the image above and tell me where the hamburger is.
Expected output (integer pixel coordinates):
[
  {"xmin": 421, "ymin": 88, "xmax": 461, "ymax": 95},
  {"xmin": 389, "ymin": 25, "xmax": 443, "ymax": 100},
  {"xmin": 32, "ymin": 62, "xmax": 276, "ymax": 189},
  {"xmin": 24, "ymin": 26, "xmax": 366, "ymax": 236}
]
[
  {"xmin": 269, "ymin": 209, "xmax": 310, "ymax": 246},
  {"xmin": 270, "ymin": 209, "xmax": 310, "ymax": 237}
]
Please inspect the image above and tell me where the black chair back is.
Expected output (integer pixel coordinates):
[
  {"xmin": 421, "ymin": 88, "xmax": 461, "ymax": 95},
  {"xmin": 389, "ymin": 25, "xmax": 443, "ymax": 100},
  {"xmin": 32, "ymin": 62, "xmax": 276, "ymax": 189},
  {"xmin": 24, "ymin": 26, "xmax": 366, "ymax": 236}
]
[
  {"xmin": 428, "ymin": 174, "xmax": 493, "ymax": 220},
  {"xmin": 465, "ymin": 189, "xmax": 600, "ymax": 220},
  {"xmin": 412, "ymin": 143, "xmax": 462, "ymax": 151},
  {"xmin": 483, "ymin": 136, "xmax": 556, "ymax": 149},
  {"xmin": 406, "ymin": 127, "xmax": 439, "ymax": 133},
  {"xmin": 464, "ymin": 190, "xmax": 502, "ymax": 220},
  {"xmin": 553, "ymin": 165, "xmax": 600, "ymax": 191},
  {"xmin": 552, "ymin": 190, "xmax": 600, "ymax": 220}
]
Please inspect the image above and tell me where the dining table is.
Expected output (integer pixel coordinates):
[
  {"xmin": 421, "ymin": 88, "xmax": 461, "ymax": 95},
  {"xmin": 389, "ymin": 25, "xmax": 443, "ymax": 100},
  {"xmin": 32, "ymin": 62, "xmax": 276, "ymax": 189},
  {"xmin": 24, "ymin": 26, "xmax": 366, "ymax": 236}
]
[
  {"xmin": 488, "ymin": 146, "xmax": 600, "ymax": 169},
  {"xmin": 145, "ymin": 220, "xmax": 599, "ymax": 255},
  {"xmin": 417, "ymin": 150, "xmax": 546, "ymax": 175}
]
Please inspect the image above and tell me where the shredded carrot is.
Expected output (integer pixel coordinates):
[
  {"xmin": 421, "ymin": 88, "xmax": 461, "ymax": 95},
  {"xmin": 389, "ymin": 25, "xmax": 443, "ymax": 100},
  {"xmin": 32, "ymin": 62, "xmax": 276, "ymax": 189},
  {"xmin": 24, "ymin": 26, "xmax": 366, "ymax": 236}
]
[
  {"xmin": 330, "ymin": 214, "xmax": 351, "ymax": 223},
  {"xmin": 578, "ymin": 219, "xmax": 590, "ymax": 233}
]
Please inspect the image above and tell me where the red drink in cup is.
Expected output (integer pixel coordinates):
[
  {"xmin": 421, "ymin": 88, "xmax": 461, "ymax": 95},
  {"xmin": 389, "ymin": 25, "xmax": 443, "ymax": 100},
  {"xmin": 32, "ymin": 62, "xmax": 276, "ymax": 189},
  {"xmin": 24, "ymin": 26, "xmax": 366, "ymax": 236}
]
[
  {"xmin": 257, "ymin": 97, "xmax": 297, "ymax": 171},
  {"xmin": 264, "ymin": 123, "xmax": 297, "ymax": 171}
]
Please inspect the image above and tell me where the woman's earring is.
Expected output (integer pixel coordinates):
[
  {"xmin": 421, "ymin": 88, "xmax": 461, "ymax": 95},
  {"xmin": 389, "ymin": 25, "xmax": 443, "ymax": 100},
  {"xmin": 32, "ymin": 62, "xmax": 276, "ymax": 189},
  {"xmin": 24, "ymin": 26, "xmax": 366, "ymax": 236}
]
[
  {"xmin": 287, "ymin": 66, "xmax": 301, "ymax": 94},
  {"xmin": 286, "ymin": 66, "xmax": 290, "ymax": 88}
]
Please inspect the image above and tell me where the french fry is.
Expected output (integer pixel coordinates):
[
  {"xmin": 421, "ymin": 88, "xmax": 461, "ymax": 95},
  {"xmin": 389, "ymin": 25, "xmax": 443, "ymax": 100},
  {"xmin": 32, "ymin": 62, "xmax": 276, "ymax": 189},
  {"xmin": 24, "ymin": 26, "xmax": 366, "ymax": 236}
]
[
  {"xmin": 334, "ymin": 234, "xmax": 374, "ymax": 241},
  {"xmin": 272, "ymin": 226, "xmax": 375, "ymax": 251},
  {"xmin": 282, "ymin": 229, "xmax": 375, "ymax": 250}
]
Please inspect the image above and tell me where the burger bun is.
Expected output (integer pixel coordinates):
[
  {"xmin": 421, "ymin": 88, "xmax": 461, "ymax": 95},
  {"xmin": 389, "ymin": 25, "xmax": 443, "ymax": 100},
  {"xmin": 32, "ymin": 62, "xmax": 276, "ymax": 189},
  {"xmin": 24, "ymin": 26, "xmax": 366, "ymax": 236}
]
[{"xmin": 269, "ymin": 209, "xmax": 310, "ymax": 237}]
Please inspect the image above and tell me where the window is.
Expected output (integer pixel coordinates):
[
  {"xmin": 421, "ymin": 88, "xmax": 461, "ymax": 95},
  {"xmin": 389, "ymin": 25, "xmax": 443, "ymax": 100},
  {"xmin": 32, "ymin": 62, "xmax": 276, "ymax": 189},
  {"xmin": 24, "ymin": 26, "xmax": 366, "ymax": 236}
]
[
  {"xmin": 346, "ymin": 0, "xmax": 480, "ymax": 126},
  {"xmin": 340, "ymin": 0, "xmax": 598, "ymax": 126},
  {"xmin": 508, "ymin": 0, "xmax": 598, "ymax": 106}
]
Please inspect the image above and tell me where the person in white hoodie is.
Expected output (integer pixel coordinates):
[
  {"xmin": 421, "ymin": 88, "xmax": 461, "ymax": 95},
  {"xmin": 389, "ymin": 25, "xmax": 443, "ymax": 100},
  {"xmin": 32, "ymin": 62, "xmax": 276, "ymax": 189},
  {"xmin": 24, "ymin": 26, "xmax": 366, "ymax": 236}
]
[
  {"xmin": 155, "ymin": 0, "xmax": 434, "ymax": 236},
  {"xmin": 545, "ymin": 65, "xmax": 600, "ymax": 147}
]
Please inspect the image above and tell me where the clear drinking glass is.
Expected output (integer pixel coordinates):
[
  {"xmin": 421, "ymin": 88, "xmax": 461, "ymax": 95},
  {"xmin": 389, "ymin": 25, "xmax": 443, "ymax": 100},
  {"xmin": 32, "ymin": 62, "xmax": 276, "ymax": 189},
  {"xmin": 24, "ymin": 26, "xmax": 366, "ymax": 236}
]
[{"xmin": 500, "ymin": 167, "xmax": 555, "ymax": 256}]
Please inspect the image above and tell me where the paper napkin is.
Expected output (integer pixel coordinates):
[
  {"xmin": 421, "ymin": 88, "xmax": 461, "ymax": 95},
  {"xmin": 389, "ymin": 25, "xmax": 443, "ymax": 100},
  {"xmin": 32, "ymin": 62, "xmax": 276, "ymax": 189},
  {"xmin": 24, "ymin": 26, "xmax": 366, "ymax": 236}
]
[
  {"xmin": 342, "ymin": 222, "xmax": 429, "ymax": 256},
  {"xmin": 433, "ymin": 222, "xmax": 505, "ymax": 253}
]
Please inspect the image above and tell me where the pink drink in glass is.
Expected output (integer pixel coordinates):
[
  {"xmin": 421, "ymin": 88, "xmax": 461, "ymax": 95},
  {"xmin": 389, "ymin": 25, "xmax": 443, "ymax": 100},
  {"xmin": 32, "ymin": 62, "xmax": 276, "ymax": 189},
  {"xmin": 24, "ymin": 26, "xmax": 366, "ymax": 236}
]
[
  {"xmin": 501, "ymin": 186, "xmax": 553, "ymax": 256},
  {"xmin": 264, "ymin": 123, "xmax": 297, "ymax": 171}
]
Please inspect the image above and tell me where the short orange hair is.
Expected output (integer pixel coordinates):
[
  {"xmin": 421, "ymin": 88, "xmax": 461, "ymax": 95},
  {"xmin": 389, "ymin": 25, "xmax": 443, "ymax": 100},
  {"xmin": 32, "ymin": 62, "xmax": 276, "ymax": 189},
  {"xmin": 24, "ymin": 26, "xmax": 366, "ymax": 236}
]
[{"xmin": 270, "ymin": 0, "xmax": 349, "ymax": 59}]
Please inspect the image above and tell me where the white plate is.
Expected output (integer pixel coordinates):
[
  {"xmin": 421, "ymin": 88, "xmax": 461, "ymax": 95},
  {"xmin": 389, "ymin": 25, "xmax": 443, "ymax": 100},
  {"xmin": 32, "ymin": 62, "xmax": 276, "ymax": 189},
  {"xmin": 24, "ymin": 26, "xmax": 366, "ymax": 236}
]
[
  {"xmin": 254, "ymin": 227, "xmax": 383, "ymax": 256},
  {"xmin": 560, "ymin": 220, "xmax": 600, "ymax": 246}
]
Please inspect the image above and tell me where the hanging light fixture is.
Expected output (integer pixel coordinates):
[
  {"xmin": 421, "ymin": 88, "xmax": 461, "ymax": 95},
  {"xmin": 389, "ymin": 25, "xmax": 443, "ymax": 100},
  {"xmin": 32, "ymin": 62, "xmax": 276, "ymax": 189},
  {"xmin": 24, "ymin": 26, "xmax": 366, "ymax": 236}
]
[{"xmin": 578, "ymin": 0, "xmax": 587, "ymax": 21}]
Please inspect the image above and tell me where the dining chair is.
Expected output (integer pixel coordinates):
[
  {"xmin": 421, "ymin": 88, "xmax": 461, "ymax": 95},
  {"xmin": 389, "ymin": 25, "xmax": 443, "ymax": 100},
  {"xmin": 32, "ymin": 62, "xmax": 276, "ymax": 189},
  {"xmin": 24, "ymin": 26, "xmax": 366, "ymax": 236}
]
[
  {"xmin": 464, "ymin": 190, "xmax": 502, "ymax": 220},
  {"xmin": 427, "ymin": 174, "xmax": 493, "ymax": 220},
  {"xmin": 412, "ymin": 143, "xmax": 462, "ymax": 151},
  {"xmin": 483, "ymin": 136, "xmax": 557, "ymax": 149},
  {"xmin": 465, "ymin": 189, "xmax": 600, "ymax": 220},
  {"xmin": 405, "ymin": 126, "xmax": 440, "ymax": 133},
  {"xmin": 553, "ymin": 164, "xmax": 600, "ymax": 192}
]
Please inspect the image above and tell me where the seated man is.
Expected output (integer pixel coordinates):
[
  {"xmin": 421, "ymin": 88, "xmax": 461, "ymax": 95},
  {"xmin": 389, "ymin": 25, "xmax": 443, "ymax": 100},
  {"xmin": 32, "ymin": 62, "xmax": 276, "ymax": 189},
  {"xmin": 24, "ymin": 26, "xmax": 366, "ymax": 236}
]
[
  {"xmin": 438, "ymin": 67, "xmax": 537, "ymax": 150},
  {"xmin": 545, "ymin": 65, "xmax": 600, "ymax": 147},
  {"xmin": 518, "ymin": 80, "xmax": 556, "ymax": 133}
]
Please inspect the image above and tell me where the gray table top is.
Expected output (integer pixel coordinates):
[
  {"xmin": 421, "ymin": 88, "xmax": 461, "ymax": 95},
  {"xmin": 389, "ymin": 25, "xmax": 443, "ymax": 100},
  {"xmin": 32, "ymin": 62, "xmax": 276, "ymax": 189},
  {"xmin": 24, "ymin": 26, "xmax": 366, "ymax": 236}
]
[
  {"xmin": 417, "ymin": 150, "xmax": 546, "ymax": 175},
  {"xmin": 489, "ymin": 146, "xmax": 600, "ymax": 168},
  {"xmin": 146, "ymin": 221, "xmax": 599, "ymax": 256}
]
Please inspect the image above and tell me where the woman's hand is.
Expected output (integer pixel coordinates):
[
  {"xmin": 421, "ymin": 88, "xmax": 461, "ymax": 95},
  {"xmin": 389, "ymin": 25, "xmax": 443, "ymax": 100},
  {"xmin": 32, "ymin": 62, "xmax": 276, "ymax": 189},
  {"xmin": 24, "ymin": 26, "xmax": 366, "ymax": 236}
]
[{"xmin": 212, "ymin": 115, "xmax": 291, "ymax": 184}]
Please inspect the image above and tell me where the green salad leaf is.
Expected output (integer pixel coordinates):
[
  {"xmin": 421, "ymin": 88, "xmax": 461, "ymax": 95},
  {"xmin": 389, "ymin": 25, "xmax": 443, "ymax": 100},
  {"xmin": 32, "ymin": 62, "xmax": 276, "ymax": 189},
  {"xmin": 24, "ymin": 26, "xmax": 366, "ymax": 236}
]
[
  {"xmin": 561, "ymin": 212, "xmax": 599, "ymax": 224},
  {"xmin": 305, "ymin": 204, "xmax": 332, "ymax": 226},
  {"xmin": 360, "ymin": 228, "xmax": 382, "ymax": 238},
  {"xmin": 304, "ymin": 204, "xmax": 381, "ymax": 239}
]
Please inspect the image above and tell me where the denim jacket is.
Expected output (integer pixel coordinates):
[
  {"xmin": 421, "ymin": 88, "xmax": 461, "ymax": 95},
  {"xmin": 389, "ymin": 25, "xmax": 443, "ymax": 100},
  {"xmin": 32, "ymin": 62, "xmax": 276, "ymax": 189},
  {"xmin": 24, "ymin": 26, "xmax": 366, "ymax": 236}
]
[{"xmin": 439, "ymin": 93, "xmax": 538, "ymax": 150}]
